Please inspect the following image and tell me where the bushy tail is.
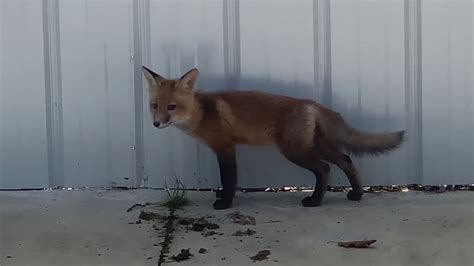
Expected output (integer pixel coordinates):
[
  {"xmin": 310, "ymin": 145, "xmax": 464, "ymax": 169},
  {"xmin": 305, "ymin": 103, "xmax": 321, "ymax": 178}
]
[{"xmin": 319, "ymin": 111, "xmax": 405, "ymax": 156}]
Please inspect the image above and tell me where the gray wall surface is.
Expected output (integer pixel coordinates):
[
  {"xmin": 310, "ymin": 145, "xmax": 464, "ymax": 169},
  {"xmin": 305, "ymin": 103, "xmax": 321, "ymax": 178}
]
[{"xmin": 0, "ymin": 0, "xmax": 472, "ymax": 189}]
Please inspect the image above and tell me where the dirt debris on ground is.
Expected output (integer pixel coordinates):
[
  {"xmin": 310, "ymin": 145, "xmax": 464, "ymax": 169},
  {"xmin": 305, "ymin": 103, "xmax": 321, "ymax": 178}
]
[
  {"xmin": 202, "ymin": 230, "xmax": 223, "ymax": 237},
  {"xmin": 326, "ymin": 184, "xmax": 474, "ymax": 193},
  {"xmin": 190, "ymin": 223, "xmax": 206, "ymax": 232},
  {"xmin": 264, "ymin": 220, "xmax": 282, "ymax": 224},
  {"xmin": 157, "ymin": 212, "xmax": 179, "ymax": 265},
  {"xmin": 138, "ymin": 210, "xmax": 166, "ymax": 221},
  {"xmin": 170, "ymin": 248, "xmax": 193, "ymax": 262},
  {"xmin": 178, "ymin": 218, "xmax": 193, "ymax": 226},
  {"xmin": 250, "ymin": 250, "xmax": 271, "ymax": 261},
  {"xmin": 179, "ymin": 217, "xmax": 220, "ymax": 232},
  {"xmin": 141, "ymin": 211, "xmax": 223, "ymax": 264},
  {"xmin": 232, "ymin": 228, "xmax": 257, "ymax": 237},
  {"xmin": 198, "ymin": 248, "xmax": 208, "ymax": 254},
  {"xmin": 228, "ymin": 211, "xmax": 256, "ymax": 225},
  {"xmin": 361, "ymin": 184, "xmax": 474, "ymax": 193},
  {"xmin": 205, "ymin": 223, "xmax": 219, "ymax": 230}
]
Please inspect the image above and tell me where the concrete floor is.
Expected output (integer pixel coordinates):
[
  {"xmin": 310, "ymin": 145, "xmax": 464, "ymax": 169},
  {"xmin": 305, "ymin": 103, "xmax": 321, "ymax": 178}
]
[
  {"xmin": 0, "ymin": 189, "xmax": 473, "ymax": 266},
  {"xmin": 0, "ymin": 189, "xmax": 166, "ymax": 266}
]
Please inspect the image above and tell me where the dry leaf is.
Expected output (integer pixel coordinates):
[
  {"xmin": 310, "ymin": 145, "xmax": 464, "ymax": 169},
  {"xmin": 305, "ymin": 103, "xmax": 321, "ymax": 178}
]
[
  {"xmin": 228, "ymin": 211, "xmax": 256, "ymax": 225},
  {"xmin": 250, "ymin": 250, "xmax": 271, "ymax": 261},
  {"xmin": 329, "ymin": 239, "xmax": 377, "ymax": 248}
]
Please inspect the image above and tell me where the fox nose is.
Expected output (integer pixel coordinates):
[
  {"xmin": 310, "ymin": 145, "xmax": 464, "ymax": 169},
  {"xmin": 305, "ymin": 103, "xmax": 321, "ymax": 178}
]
[{"xmin": 153, "ymin": 121, "xmax": 160, "ymax": 128}]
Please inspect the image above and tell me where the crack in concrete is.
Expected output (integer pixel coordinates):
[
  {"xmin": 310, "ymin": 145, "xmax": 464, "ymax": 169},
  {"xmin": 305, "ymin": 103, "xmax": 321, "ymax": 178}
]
[{"xmin": 157, "ymin": 209, "xmax": 178, "ymax": 266}]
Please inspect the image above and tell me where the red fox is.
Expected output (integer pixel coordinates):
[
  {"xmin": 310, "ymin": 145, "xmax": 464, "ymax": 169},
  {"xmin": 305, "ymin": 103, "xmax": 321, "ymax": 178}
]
[{"xmin": 142, "ymin": 66, "xmax": 405, "ymax": 210}]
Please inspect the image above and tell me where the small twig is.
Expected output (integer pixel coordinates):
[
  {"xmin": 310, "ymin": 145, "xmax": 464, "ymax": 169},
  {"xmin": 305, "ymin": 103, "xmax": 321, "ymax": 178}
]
[{"xmin": 126, "ymin": 203, "xmax": 147, "ymax": 212}]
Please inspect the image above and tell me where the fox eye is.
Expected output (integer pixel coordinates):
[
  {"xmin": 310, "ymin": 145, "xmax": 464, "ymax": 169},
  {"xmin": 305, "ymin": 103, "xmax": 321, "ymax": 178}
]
[
  {"xmin": 167, "ymin": 104, "xmax": 177, "ymax": 111},
  {"xmin": 151, "ymin": 103, "xmax": 158, "ymax": 109}
]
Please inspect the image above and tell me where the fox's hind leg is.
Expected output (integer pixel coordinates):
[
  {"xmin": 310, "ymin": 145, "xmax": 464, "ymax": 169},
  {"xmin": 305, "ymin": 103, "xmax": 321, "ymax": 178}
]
[
  {"xmin": 321, "ymin": 149, "xmax": 364, "ymax": 201},
  {"xmin": 277, "ymin": 105, "xmax": 330, "ymax": 206},
  {"xmin": 279, "ymin": 147, "xmax": 330, "ymax": 207}
]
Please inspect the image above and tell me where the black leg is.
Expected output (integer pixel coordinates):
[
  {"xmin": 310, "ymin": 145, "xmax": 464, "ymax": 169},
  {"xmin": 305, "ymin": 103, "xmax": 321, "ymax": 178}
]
[
  {"xmin": 215, "ymin": 189, "xmax": 223, "ymax": 199},
  {"xmin": 301, "ymin": 161, "xmax": 330, "ymax": 207},
  {"xmin": 323, "ymin": 152, "xmax": 364, "ymax": 201},
  {"xmin": 279, "ymin": 147, "xmax": 330, "ymax": 207},
  {"xmin": 213, "ymin": 152, "xmax": 237, "ymax": 210}
]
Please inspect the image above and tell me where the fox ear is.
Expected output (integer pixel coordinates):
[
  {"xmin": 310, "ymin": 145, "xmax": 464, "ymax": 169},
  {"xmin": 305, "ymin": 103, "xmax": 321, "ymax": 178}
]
[
  {"xmin": 142, "ymin": 66, "xmax": 164, "ymax": 87},
  {"xmin": 178, "ymin": 68, "xmax": 199, "ymax": 91}
]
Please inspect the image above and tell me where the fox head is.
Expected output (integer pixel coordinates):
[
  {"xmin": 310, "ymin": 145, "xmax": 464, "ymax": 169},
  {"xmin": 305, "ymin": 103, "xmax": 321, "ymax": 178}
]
[{"xmin": 142, "ymin": 66, "xmax": 199, "ymax": 129}]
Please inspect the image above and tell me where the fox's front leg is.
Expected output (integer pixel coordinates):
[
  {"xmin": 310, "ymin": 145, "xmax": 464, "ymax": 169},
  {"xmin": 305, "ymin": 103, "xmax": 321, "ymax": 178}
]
[{"xmin": 213, "ymin": 147, "xmax": 237, "ymax": 210}]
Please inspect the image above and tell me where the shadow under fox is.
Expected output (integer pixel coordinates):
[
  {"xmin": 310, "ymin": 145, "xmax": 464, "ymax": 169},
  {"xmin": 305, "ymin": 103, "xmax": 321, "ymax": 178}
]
[{"xmin": 142, "ymin": 67, "xmax": 405, "ymax": 210}]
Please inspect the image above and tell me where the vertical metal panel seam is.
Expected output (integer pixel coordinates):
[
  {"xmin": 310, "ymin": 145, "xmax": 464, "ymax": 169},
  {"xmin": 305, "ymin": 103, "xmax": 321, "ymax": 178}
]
[
  {"xmin": 222, "ymin": 0, "xmax": 241, "ymax": 188},
  {"xmin": 132, "ymin": 0, "xmax": 150, "ymax": 187},
  {"xmin": 0, "ymin": 1, "xmax": 4, "ymax": 186},
  {"xmin": 223, "ymin": 0, "xmax": 241, "ymax": 90},
  {"xmin": 43, "ymin": 0, "xmax": 64, "ymax": 187},
  {"xmin": 313, "ymin": 0, "xmax": 332, "ymax": 107},
  {"xmin": 471, "ymin": 1, "xmax": 474, "ymax": 178},
  {"xmin": 404, "ymin": 0, "xmax": 423, "ymax": 183}
]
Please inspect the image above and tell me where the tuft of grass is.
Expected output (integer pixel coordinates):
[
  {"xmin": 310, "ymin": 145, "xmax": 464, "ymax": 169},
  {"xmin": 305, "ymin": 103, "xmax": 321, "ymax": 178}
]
[{"xmin": 162, "ymin": 176, "xmax": 190, "ymax": 210}]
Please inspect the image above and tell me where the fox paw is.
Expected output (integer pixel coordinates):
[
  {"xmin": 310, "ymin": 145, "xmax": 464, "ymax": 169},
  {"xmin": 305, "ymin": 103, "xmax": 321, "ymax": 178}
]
[
  {"xmin": 213, "ymin": 199, "xmax": 232, "ymax": 210},
  {"xmin": 347, "ymin": 190, "xmax": 363, "ymax": 201},
  {"xmin": 301, "ymin": 196, "xmax": 321, "ymax": 207}
]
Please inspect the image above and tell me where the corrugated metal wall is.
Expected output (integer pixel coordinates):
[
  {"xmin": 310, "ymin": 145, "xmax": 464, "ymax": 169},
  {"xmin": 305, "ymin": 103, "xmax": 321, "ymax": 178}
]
[{"xmin": 0, "ymin": 0, "xmax": 472, "ymax": 189}]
